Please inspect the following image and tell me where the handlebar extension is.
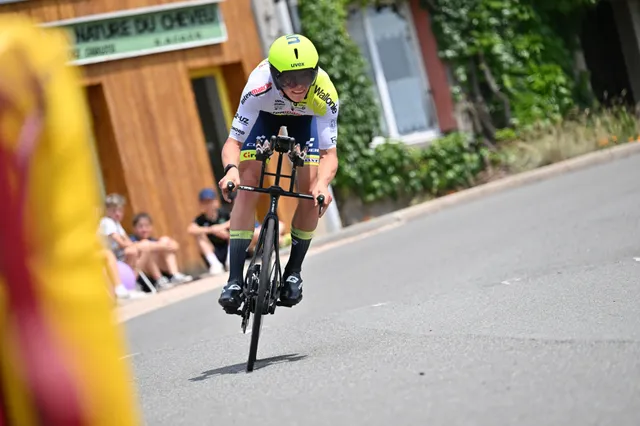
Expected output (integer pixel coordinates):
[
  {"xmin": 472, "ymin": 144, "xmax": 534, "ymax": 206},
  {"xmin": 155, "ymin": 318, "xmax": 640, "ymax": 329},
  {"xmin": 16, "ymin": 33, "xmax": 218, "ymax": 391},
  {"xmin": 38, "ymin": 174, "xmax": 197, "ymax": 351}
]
[{"xmin": 226, "ymin": 181, "xmax": 325, "ymax": 214}]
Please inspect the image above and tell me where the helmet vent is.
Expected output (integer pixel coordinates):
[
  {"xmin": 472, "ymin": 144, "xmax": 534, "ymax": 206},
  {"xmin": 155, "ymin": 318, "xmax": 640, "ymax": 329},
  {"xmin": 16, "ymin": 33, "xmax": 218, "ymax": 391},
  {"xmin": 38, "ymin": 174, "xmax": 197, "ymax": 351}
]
[{"xmin": 294, "ymin": 48, "xmax": 299, "ymax": 59}]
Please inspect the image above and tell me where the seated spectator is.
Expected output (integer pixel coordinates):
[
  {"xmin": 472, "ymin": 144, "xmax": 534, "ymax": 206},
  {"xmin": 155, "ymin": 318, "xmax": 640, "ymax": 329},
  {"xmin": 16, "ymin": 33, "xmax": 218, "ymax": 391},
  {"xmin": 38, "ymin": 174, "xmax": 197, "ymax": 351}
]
[
  {"xmin": 100, "ymin": 247, "xmax": 147, "ymax": 300},
  {"xmin": 187, "ymin": 188, "xmax": 231, "ymax": 275},
  {"xmin": 98, "ymin": 193, "xmax": 173, "ymax": 291},
  {"xmin": 99, "ymin": 194, "xmax": 138, "ymax": 269},
  {"xmin": 130, "ymin": 212, "xmax": 193, "ymax": 285}
]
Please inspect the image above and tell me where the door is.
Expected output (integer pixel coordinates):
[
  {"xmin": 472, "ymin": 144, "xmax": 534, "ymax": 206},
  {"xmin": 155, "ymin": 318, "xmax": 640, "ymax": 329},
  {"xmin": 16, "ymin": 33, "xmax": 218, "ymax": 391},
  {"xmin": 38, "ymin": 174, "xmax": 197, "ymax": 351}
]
[{"xmin": 191, "ymin": 70, "xmax": 230, "ymax": 195}]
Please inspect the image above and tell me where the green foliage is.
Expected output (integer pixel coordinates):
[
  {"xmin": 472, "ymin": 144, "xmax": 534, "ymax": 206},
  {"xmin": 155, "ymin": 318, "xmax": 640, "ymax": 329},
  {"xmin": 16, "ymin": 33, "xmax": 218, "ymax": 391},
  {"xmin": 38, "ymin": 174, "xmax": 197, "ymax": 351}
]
[
  {"xmin": 421, "ymin": 0, "xmax": 598, "ymax": 127},
  {"xmin": 354, "ymin": 133, "xmax": 489, "ymax": 202},
  {"xmin": 298, "ymin": 0, "xmax": 491, "ymax": 204},
  {"xmin": 298, "ymin": 0, "xmax": 382, "ymax": 200},
  {"xmin": 414, "ymin": 133, "xmax": 489, "ymax": 196}
]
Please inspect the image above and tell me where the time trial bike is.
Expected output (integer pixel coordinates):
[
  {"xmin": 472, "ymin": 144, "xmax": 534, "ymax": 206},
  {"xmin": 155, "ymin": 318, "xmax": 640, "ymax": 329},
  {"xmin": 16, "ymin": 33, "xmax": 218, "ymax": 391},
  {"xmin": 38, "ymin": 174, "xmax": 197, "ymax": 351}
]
[{"xmin": 225, "ymin": 126, "xmax": 325, "ymax": 373}]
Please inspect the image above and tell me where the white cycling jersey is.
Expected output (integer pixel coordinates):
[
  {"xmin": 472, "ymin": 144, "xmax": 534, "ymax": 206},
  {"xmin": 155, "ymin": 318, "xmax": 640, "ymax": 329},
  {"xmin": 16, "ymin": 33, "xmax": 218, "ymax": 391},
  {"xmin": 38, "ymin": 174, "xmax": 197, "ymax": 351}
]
[{"xmin": 229, "ymin": 59, "xmax": 339, "ymax": 151}]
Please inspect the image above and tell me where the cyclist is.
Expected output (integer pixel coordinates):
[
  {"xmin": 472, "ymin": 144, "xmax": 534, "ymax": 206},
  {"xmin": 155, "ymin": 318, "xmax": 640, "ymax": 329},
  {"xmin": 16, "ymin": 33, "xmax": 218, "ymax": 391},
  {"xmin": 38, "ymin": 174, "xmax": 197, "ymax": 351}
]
[{"xmin": 217, "ymin": 33, "xmax": 339, "ymax": 312}]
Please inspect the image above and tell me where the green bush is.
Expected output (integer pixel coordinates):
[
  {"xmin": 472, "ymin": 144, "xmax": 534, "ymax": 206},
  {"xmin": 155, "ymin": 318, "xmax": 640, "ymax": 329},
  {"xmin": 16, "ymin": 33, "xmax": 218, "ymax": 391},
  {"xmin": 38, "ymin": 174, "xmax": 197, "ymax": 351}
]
[
  {"xmin": 422, "ymin": 0, "xmax": 598, "ymax": 130},
  {"xmin": 355, "ymin": 132, "xmax": 490, "ymax": 202},
  {"xmin": 415, "ymin": 132, "xmax": 489, "ymax": 196}
]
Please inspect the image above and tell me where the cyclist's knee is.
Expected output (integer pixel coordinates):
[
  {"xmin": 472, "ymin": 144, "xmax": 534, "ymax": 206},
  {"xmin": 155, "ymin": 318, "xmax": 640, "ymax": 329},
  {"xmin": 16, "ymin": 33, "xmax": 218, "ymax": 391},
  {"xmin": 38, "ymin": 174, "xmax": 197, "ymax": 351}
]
[
  {"xmin": 239, "ymin": 161, "xmax": 261, "ymax": 186},
  {"xmin": 296, "ymin": 166, "xmax": 318, "ymax": 194}
]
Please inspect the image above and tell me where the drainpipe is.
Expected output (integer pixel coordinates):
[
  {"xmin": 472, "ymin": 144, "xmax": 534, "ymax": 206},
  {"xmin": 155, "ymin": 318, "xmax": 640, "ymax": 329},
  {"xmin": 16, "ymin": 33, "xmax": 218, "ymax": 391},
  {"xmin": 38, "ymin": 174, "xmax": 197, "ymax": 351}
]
[{"xmin": 274, "ymin": 0, "xmax": 294, "ymax": 34}]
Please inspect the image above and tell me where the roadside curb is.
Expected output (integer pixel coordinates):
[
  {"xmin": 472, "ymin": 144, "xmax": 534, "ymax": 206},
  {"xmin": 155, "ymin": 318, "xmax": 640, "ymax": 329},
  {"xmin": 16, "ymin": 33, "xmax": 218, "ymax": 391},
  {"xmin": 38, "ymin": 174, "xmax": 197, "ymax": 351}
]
[
  {"xmin": 117, "ymin": 142, "xmax": 640, "ymax": 322},
  {"xmin": 295, "ymin": 142, "xmax": 640, "ymax": 251},
  {"xmin": 116, "ymin": 275, "xmax": 227, "ymax": 322}
]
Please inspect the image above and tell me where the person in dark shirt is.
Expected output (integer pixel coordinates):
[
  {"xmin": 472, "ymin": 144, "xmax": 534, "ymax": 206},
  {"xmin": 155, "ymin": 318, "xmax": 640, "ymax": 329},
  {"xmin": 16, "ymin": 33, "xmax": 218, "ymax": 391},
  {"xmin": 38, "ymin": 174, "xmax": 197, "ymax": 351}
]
[{"xmin": 187, "ymin": 188, "xmax": 231, "ymax": 275}]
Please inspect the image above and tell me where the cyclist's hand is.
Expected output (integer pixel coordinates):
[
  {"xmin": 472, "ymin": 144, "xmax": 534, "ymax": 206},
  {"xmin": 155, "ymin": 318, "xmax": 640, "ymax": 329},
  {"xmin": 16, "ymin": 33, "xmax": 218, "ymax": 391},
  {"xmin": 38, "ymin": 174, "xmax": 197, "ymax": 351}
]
[
  {"xmin": 311, "ymin": 183, "xmax": 332, "ymax": 217},
  {"xmin": 219, "ymin": 168, "xmax": 240, "ymax": 202}
]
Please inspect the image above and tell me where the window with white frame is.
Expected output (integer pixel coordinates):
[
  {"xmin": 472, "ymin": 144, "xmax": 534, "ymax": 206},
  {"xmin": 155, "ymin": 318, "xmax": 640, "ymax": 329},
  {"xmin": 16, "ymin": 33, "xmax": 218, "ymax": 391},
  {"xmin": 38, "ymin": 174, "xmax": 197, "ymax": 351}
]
[
  {"xmin": 347, "ymin": 5, "xmax": 439, "ymax": 143},
  {"xmin": 286, "ymin": 0, "xmax": 439, "ymax": 143}
]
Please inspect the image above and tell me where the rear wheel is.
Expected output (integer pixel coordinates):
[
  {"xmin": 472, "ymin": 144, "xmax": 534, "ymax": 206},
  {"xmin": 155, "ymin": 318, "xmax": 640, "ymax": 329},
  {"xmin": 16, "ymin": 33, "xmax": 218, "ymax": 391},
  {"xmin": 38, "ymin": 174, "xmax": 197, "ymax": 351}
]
[{"xmin": 246, "ymin": 217, "xmax": 276, "ymax": 372}]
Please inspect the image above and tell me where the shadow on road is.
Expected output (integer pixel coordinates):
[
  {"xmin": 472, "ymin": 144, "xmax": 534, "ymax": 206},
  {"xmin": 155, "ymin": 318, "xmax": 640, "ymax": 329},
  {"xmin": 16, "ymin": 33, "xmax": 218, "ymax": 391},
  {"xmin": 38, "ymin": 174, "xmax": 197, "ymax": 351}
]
[{"xmin": 188, "ymin": 353, "xmax": 307, "ymax": 380}]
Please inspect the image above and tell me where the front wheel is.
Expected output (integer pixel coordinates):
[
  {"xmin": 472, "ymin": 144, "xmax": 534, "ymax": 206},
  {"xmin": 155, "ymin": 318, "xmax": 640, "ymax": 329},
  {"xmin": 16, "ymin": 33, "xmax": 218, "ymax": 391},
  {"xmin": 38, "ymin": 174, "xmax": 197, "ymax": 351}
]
[{"xmin": 246, "ymin": 217, "xmax": 276, "ymax": 372}]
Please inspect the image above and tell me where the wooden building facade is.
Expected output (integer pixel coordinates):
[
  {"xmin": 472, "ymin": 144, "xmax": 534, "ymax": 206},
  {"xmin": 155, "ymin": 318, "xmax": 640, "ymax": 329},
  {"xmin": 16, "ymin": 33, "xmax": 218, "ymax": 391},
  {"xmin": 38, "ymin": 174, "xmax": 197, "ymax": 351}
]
[{"xmin": 0, "ymin": 0, "xmax": 270, "ymax": 272}]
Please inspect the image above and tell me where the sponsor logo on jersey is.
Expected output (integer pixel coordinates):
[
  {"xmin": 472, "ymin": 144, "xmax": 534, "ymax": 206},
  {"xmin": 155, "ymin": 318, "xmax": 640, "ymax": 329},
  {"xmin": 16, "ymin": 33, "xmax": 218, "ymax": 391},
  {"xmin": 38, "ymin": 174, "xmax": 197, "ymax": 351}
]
[
  {"xmin": 314, "ymin": 86, "xmax": 338, "ymax": 114},
  {"xmin": 291, "ymin": 103, "xmax": 306, "ymax": 113},
  {"xmin": 242, "ymin": 151, "xmax": 256, "ymax": 159},
  {"xmin": 274, "ymin": 99, "xmax": 285, "ymax": 111},
  {"xmin": 331, "ymin": 136, "xmax": 337, "ymax": 145},
  {"xmin": 272, "ymin": 111, "xmax": 304, "ymax": 116},
  {"xmin": 330, "ymin": 119, "xmax": 337, "ymax": 129},
  {"xmin": 251, "ymin": 82, "xmax": 272, "ymax": 96},
  {"xmin": 241, "ymin": 82, "xmax": 273, "ymax": 105},
  {"xmin": 231, "ymin": 126, "xmax": 245, "ymax": 136},
  {"xmin": 234, "ymin": 114, "xmax": 250, "ymax": 126}
]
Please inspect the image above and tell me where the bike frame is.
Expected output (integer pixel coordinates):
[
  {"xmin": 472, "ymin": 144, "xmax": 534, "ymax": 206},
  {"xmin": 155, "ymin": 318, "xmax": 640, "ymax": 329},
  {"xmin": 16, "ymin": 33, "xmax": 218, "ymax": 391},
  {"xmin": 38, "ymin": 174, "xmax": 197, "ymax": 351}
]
[
  {"xmin": 225, "ymin": 128, "xmax": 325, "ymax": 371},
  {"xmin": 227, "ymin": 130, "xmax": 324, "ymax": 310}
]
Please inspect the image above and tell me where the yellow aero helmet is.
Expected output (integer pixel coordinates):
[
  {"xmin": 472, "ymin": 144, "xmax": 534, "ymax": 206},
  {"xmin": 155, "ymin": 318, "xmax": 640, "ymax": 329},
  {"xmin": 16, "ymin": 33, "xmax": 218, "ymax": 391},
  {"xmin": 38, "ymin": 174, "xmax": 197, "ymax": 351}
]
[{"xmin": 268, "ymin": 34, "xmax": 319, "ymax": 90}]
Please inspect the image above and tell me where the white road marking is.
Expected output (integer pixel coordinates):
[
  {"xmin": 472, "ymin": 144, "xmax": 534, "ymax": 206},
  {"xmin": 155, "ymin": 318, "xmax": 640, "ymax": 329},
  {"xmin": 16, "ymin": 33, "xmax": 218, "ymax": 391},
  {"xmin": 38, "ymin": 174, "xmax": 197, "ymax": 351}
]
[
  {"xmin": 501, "ymin": 278, "xmax": 521, "ymax": 285},
  {"xmin": 371, "ymin": 302, "xmax": 388, "ymax": 307},
  {"xmin": 633, "ymin": 257, "xmax": 640, "ymax": 262},
  {"xmin": 120, "ymin": 353, "xmax": 139, "ymax": 360}
]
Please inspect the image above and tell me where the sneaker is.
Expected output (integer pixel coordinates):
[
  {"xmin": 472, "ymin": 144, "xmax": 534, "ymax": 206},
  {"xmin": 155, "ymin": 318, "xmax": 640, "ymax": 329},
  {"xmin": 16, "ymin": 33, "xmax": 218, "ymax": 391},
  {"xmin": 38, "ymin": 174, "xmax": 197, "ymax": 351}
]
[
  {"xmin": 128, "ymin": 289, "xmax": 149, "ymax": 299},
  {"xmin": 218, "ymin": 279, "xmax": 243, "ymax": 311},
  {"xmin": 155, "ymin": 276, "xmax": 174, "ymax": 291},
  {"xmin": 171, "ymin": 272, "xmax": 193, "ymax": 285},
  {"xmin": 114, "ymin": 285, "xmax": 149, "ymax": 300},
  {"xmin": 114, "ymin": 284, "xmax": 130, "ymax": 299},
  {"xmin": 279, "ymin": 271, "xmax": 303, "ymax": 307}
]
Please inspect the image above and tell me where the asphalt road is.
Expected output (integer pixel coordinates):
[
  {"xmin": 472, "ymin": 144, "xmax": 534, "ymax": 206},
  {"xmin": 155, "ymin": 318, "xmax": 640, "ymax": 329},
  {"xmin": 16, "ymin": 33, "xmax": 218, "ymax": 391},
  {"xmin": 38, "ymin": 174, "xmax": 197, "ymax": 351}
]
[{"xmin": 124, "ymin": 154, "xmax": 640, "ymax": 426}]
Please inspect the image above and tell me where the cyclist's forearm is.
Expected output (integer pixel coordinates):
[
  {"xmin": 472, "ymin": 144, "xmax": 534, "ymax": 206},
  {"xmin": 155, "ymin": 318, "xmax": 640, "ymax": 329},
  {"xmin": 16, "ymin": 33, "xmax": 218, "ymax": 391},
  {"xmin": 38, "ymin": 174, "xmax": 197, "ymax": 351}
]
[
  {"xmin": 222, "ymin": 138, "xmax": 241, "ymax": 169},
  {"xmin": 318, "ymin": 150, "xmax": 338, "ymax": 186}
]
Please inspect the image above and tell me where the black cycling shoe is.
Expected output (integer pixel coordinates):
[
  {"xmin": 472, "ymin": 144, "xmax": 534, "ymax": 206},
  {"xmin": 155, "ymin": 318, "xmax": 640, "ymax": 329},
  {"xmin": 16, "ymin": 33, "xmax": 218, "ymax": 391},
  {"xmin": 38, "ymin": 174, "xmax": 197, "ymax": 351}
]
[
  {"xmin": 279, "ymin": 272, "xmax": 303, "ymax": 307},
  {"xmin": 218, "ymin": 280, "xmax": 243, "ymax": 312}
]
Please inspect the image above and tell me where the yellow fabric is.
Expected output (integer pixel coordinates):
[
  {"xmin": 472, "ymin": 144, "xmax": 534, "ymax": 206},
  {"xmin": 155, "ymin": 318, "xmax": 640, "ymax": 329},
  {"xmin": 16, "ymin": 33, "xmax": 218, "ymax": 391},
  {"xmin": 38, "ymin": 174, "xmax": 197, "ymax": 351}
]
[
  {"xmin": 0, "ymin": 15, "xmax": 141, "ymax": 425},
  {"xmin": 290, "ymin": 227, "xmax": 314, "ymax": 240}
]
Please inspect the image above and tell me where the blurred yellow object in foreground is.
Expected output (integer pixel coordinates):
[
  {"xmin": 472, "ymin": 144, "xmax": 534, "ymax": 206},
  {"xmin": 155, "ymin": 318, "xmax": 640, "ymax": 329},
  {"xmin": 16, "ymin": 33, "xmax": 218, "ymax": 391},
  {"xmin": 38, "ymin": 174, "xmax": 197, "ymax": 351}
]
[{"xmin": 0, "ymin": 14, "xmax": 141, "ymax": 426}]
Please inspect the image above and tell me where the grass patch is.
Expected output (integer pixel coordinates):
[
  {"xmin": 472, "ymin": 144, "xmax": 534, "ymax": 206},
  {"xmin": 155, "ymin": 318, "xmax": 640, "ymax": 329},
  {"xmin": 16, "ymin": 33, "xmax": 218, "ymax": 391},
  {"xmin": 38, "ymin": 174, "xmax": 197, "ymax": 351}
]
[{"xmin": 497, "ymin": 105, "xmax": 640, "ymax": 173}]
